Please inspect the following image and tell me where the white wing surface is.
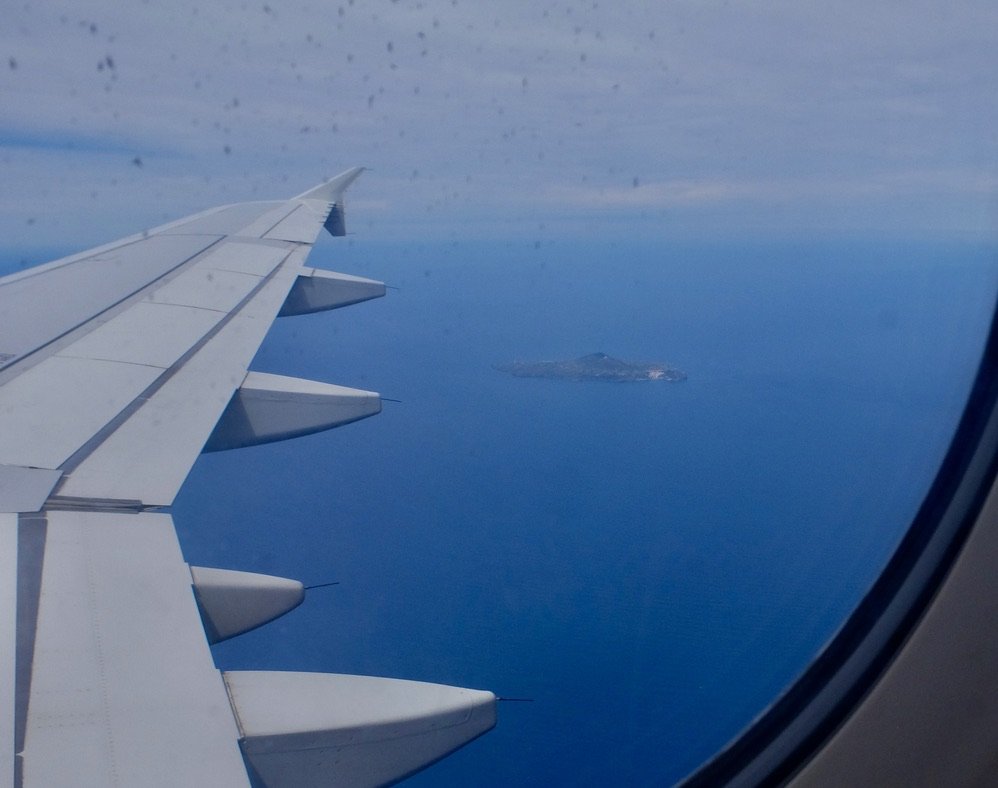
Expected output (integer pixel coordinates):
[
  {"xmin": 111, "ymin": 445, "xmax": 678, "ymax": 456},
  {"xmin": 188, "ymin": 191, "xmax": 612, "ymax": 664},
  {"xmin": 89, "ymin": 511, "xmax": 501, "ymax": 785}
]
[{"xmin": 0, "ymin": 170, "xmax": 495, "ymax": 787}]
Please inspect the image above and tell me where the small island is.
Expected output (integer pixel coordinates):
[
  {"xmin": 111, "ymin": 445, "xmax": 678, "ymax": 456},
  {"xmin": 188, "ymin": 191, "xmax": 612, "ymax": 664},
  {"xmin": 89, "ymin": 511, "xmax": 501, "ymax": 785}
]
[{"xmin": 494, "ymin": 353, "xmax": 686, "ymax": 382}]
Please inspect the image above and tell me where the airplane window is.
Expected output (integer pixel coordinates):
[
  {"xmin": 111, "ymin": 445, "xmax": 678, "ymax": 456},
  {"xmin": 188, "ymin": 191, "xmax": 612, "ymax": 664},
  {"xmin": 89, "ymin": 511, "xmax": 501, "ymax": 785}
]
[{"xmin": 3, "ymin": 2, "xmax": 996, "ymax": 785}]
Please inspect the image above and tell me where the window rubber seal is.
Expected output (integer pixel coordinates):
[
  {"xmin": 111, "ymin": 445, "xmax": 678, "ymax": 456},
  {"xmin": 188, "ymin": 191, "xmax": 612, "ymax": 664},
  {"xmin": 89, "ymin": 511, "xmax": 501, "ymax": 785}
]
[{"xmin": 680, "ymin": 295, "xmax": 998, "ymax": 788}]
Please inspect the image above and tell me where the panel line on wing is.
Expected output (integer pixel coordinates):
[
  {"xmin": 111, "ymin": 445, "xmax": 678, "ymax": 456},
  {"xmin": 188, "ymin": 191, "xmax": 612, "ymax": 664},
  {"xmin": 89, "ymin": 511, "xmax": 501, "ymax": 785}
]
[
  {"xmin": 0, "ymin": 236, "xmax": 228, "ymax": 389},
  {"xmin": 235, "ymin": 203, "xmax": 303, "ymax": 239},
  {"xmin": 0, "ymin": 514, "xmax": 14, "ymax": 784},
  {"xmin": 13, "ymin": 513, "xmax": 46, "ymax": 788},
  {"xmin": 56, "ymin": 249, "xmax": 310, "ymax": 504},
  {"xmin": 158, "ymin": 202, "xmax": 285, "ymax": 237},
  {"xmin": 21, "ymin": 512, "xmax": 249, "ymax": 785},
  {"xmin": 44, "ymin": 497, "xmax": 153, "ymax": 514},
  {"xmin": 263, "ymin": 204, "xmax": 328, "ymax": 243},
  {"xmin": 53, "ymin": 246, "xmax": 297, "ymax": 482},
  {"xmin": 0, "ymin": 234, "xmax": 167, "ymax": 288}
]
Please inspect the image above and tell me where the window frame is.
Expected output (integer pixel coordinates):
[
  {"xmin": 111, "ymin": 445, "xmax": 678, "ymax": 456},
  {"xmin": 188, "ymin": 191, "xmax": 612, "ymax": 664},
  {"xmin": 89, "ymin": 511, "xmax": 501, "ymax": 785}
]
[{"xmin": 681, "ymin": 295, "xmax": 998, "ymax": 786}]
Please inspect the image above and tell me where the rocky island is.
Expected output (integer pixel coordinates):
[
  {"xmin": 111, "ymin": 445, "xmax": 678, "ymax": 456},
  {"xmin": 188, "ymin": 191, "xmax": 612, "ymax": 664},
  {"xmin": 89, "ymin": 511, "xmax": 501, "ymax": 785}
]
[{"xmin": 494, "ymin": 353, "xmax": 686, "ymax": 382}]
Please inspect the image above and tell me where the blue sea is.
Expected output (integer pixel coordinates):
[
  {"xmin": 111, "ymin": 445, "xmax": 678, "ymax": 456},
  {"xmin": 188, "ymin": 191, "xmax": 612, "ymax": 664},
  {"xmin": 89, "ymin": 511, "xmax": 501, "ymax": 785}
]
[{"xmin": 3, "ymin": 237, "xmax": 996, "ymax": 785}]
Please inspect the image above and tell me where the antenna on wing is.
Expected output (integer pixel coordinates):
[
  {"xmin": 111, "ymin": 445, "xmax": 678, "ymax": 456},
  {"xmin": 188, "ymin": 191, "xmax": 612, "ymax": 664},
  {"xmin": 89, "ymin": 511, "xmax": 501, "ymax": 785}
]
[
  {"xmin": 304, "ymin": 581, "xmax": 341, "ymax": 591},
  {"xmin": 496, "ymin": 697, "xmax": 534, "ymax": 702}
]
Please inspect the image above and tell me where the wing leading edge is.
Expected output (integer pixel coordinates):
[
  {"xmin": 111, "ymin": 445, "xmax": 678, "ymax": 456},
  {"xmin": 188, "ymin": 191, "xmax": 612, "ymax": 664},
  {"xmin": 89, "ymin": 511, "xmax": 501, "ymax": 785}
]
[{"xmin": 0, "ymin": 170, "xmax": 496, "ymax": 787}]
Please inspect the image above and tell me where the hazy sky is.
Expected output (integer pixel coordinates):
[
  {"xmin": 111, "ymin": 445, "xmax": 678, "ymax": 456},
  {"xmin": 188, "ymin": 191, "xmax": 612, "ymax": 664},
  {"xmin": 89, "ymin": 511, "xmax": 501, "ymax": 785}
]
[{"xmin": 2, "ymin": 1, "xmax": 997, "ymax": 248}]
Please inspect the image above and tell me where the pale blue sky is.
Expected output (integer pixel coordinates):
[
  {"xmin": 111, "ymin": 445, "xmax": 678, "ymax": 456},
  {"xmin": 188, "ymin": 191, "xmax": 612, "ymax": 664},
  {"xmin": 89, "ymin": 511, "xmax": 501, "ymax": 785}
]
[{"xmin": 2, "ymin": 0, "xmax": 997, "ymax": 248}]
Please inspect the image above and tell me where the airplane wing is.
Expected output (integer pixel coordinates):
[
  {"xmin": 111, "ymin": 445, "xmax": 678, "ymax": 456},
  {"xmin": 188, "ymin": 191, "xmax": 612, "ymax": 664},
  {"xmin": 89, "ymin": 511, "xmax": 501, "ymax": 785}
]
[{"xmin": 0, "ymin": 169, "xmax": 495, "ymax": 787}]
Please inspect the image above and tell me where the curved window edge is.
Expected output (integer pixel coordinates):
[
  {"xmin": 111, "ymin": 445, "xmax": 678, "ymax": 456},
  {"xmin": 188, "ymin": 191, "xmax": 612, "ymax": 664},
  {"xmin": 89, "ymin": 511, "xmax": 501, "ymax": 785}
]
[{"xmin": 680, "ymin": 293, "xmax": 998, "ymax": 787}]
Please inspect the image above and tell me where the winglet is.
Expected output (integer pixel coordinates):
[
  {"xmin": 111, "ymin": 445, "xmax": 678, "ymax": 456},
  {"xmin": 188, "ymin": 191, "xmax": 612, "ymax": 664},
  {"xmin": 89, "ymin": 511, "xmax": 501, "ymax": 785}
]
[{"xmin": 296, "ymin": 166, "xmax": 365, "ymax": 203}]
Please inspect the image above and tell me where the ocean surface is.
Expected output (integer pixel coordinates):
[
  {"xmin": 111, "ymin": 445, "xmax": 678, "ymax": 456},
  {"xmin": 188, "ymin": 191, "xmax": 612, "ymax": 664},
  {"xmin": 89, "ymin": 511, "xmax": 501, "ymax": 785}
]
[{"xmin": 3, "ymin": 237, "xmax": 996, "ymax": 785}]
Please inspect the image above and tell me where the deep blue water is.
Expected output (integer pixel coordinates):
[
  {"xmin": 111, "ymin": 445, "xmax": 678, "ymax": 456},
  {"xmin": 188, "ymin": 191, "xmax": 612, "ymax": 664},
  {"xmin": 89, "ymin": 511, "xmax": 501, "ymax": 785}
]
[{"xmin": 3, "ymin": 238, "xmax": 996, "ymax": 784}]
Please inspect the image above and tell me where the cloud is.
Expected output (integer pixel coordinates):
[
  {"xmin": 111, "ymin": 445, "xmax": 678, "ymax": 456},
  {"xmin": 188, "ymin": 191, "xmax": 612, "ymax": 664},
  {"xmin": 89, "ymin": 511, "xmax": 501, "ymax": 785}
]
[
  {"xmin": 545, "ymin": 167, "xmax": 998, "ymax": 209},
  {"xmin": 0, "ymin": 0, "xmax": 995, "ymax": 245},
  {"xmin": 545, "ymin": 179, "xmax": 770, "ymax": 208}
]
